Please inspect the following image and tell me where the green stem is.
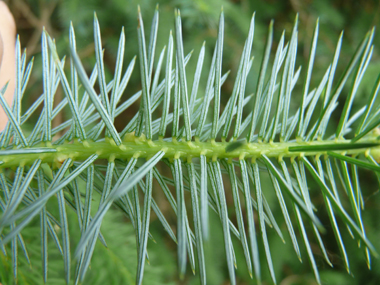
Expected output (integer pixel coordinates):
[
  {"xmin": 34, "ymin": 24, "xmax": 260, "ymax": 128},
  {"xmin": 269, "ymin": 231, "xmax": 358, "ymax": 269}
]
[{"xmin": 1, "ymin": 135, "xmax": 379, "ymax": 169}]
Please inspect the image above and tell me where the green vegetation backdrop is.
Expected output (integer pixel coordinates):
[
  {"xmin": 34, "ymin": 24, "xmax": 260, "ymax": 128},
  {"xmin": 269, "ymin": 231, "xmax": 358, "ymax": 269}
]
[{"xmin": 1, "ymin": 0, "xmax": 380, "ymax": 284}]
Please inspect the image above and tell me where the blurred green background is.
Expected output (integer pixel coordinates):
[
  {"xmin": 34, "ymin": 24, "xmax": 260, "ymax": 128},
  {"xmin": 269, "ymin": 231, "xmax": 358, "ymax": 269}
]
[{"xmin": 2, "ymin": 0, "xmax": 380, "ymax": 284}]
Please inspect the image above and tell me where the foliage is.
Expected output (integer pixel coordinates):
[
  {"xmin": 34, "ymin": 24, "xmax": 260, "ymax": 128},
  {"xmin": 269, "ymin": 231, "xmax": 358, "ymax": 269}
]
[{"xmin": 1, "ymin": 1, "xmax": 380, "ymax": 284}]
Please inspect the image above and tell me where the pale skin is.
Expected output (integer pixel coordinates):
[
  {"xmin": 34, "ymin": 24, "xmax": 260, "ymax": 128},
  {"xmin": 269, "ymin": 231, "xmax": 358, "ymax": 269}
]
[{"xmin": 0, "ymin": 2, "xmax": 16, "ymax": 131}]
